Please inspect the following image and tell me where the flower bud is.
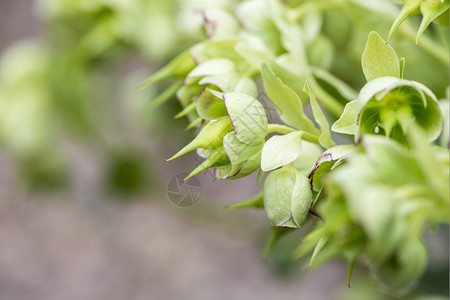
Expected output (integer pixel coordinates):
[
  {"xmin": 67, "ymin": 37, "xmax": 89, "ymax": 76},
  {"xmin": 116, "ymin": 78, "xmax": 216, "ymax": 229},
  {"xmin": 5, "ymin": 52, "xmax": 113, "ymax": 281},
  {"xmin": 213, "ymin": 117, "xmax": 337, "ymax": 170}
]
[{"xmin": 263, "ymin": 164, "xmax": 313, "ymax": 228}]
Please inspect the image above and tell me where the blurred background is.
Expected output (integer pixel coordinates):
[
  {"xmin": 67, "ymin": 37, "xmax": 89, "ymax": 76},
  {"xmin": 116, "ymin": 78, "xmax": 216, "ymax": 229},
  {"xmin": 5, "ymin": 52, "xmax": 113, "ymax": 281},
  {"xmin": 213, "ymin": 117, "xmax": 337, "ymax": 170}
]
[{"xmin": 0, "ymin": 1, "xmax": 448, "ymax": 299}]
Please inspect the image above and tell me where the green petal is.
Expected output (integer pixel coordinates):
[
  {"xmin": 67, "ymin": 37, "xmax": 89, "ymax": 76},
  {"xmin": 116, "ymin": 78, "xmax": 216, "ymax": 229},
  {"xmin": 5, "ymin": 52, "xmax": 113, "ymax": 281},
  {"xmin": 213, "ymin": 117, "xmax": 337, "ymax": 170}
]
[{"xmin": 261, "ymin": 131, "xmax": 303, "ymax": 172}]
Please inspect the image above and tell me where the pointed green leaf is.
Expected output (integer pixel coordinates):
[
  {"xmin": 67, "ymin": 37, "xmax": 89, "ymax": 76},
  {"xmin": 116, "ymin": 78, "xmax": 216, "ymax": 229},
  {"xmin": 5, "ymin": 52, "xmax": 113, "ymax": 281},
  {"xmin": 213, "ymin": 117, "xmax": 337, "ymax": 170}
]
[
  {"xmin": 175, "ymin": 102, "xmax": 196, "ymax": 119},
  {"xmin": 184, "ymin": 146, "xmax": 229, "ymax": 180},
  {"xmin": 310, "ymin": 237, "xmax": 329, "ymax": 266},
  {"xmin": 304, "ymin": 81, "xmax": 335, "ymax": 148},
  {"xmin": 347, "ymin": 259, "xmax": 355, "ymax": 288},
  {"xmin": 168, "ymin": 116, "xmax": 232, "ymax": 160},
  {"xmin": 261, "ymin": 131, "xmax": 303, "ymax": 172},
  {"xmin": 261, "ymin": 63, "xmax": 319, "ymax": 135},
  {"xmin": 362, "ymin": 32, "xmax": 400, "ymax": 82},
  {"xmin": 269, "ymin": 58, "xmax": 309, "ymax": 101},
  {"xmin": 256, "ymin": 169, "xmax": 265, "ymax": 184},
  {"xmin": 417, "ymin": 0, "xmax": 449, "ymax": 43},
  {"xmin": 388, "ymin": 0, "xmax": 421, "ymax": 40},
  {"xmin": 185, "ymin": 118, "xmax": 202, "ymax": 130},
  {"xmin": 227, "ymin": 192, "xmax": 264, "ymax": 210}
]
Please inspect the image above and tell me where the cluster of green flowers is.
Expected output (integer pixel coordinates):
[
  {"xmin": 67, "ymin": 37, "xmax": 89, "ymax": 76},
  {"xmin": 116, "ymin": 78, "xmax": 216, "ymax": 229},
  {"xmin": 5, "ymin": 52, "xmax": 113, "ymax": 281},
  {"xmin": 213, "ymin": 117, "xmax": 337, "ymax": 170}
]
[
  {"xmin": 144, "ymin": 0, "xmax": 449, "ymax": 295},
  {"xmin": 0, "ymin": 0, "xmax": 238, "ymax": 189}
]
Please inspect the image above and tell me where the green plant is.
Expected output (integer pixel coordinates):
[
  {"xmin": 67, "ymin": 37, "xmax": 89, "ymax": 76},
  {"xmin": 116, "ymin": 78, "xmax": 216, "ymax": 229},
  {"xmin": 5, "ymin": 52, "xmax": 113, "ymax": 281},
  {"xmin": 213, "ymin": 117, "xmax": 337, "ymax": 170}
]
[{"xmin": 142, "ymin": 0, "xmax": 449, "ymax": 296}]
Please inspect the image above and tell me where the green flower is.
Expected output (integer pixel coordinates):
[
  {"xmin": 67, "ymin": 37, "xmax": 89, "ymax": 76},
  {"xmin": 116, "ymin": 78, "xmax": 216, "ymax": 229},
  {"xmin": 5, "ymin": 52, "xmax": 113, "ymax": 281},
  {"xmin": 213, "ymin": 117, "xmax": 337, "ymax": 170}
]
[{"xmin": 334, "ymin": 77, "xmax": 442, "ymax": 143}]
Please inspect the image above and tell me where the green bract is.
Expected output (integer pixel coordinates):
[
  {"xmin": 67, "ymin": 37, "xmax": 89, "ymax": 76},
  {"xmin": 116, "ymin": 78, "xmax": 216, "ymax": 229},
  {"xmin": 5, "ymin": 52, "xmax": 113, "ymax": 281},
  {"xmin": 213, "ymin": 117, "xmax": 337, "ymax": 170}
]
[{"xmin": 263, "ymin": 164, "xmax": 313, "ymax": 228}]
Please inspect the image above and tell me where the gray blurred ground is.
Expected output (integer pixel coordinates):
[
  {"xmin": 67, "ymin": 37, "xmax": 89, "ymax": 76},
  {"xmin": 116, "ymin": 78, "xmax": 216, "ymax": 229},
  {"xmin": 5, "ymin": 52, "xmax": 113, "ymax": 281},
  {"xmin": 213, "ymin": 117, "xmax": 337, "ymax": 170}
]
[{"xmin": 0, "ymin": 140, "xmax": 346, "ymax": 300}]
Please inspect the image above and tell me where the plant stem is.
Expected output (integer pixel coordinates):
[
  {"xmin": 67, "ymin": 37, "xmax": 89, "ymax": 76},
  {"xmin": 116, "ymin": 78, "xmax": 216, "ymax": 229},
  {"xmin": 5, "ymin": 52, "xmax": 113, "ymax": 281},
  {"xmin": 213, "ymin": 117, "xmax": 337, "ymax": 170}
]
[
  {"xmin": 267, "ymin": 124, "xmax": 320, "ymax": 144},
  {"xmin": 267, "ymin": 124, "xmax": 296, "ymax": 134}
]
